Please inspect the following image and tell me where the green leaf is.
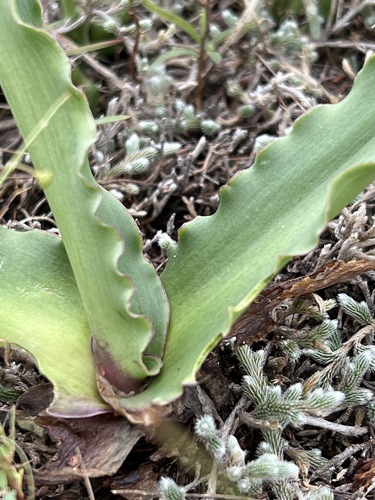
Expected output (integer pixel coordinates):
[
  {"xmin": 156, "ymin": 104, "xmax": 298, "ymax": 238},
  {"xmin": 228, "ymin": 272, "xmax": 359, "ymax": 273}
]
[
  {"xmin": 3, "ymin": 0, "xmax": 375, "ymax": 421},
  {"xmin": 60, "ymin": 0, "xmax": 80, "ymax": 19},
  {"xmin": 64, "ymin": 39, "xmax": 123, "ymax": 56},
  {"xmin": 119, "ymin": 55, "xmax": 375, "ymax": 410},
  {"xmin": 199, "ymin": 5, "xmax": 208, "ymax": 35},
  {"xmin": 97, "ymin": 189, "xmax": 169, "ymax": 364},
  {"xmin": 142, "ymin": 0, "xmax": 201, "ymax": 44},
  {"xmin": 0, "ymin": 1, "xmax": 168, "ymax": 403},
  {"xmin": 96, "ymin": 115, "xmax": 129, "ymax": 125},
  {"xmin": 0, "ymin": 227, "xmax": 108, "ymax": 417},
  {"xmin": 207, "ymin": 51, "xmax": 222, "ymax": 64},
  {"xmin": 150, "ymin": 48, "xmax": 199, "ymax": 70}
]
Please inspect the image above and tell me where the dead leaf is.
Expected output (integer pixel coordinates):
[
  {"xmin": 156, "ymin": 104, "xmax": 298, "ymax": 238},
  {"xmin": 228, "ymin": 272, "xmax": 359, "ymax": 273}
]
[
  {"xmin": 109, "ymin": 463, "xmax": 159, "ymax": 499},
  {"xmin": 34, "ymin": 414, "xmax": 143, "ymax": 484},
  {"xmin": 229, "ymin": 259, "xmax": 375, "ymax": 346},
  {"xmin": 17, "ymin": 383, "xmax": 54, "ymax": 416},
  {"xmin": 353, "ymin": 458, "xmax": 375, "ymax": 492}
]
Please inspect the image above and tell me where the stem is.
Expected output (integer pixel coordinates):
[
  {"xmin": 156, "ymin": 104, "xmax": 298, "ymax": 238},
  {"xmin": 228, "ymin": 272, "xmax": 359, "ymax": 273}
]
[
  {"xmin": 195, "ymin": 0, "xmax": 210, "ymax": 112},
  {"xmin": 128, "ymin": 0, "xmax": 140, "ymax": 82}
]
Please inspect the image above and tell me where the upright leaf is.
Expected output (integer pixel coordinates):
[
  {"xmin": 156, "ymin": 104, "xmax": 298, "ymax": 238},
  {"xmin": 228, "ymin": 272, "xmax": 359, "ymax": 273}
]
[
  {"xmin": 119, "ymin": 55, "xmax": 375, "ymax": 410},
  {"xmin": 0, "ymin": 0, "xmax": 168, "ymax": 401}
]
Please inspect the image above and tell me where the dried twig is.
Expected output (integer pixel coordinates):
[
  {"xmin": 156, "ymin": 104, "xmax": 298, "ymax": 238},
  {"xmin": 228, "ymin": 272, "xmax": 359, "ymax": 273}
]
[
  {"xmin": 310, "ymin": 441, "xmax": 374, "ymax": 481},
  {"xmin": 301, "ymin": 416, "xmax": 368, "ymax": 436}
]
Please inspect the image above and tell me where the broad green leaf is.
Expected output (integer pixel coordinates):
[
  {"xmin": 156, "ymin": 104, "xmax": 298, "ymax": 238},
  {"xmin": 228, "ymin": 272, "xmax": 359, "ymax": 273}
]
[
  {"xmin": 97, "ymin": 189, "xmax": 169, "ymax": 362},
  {"xmin": 118, "ymin": 55, "xmax": 375, "ymax": 410},
  {"xmin": 0, "ymin": 227, "xmax": 108, "ymax": 417},
  {"xmin": 0, "ymin": 1, "xmax": 168, "ymax": 396}
]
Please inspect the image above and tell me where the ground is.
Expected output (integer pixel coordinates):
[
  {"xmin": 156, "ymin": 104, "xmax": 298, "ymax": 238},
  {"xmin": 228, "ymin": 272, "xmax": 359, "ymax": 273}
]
[{"xmin": 1, "ymin": 0, "xmax": 375, "ymax": 498}]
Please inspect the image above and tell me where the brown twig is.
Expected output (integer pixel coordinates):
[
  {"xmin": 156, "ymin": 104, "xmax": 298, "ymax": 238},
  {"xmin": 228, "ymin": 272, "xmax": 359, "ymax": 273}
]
[
  {"xmin": 310, "ymin": 441, "xmax": 374, "ymax": 481},
  {"xmin": 128, "ymin": 0, "xmax": 141, "ymax": 82},
  {"xmin": 329, "ymin": 0, "xmax": 375, "ymax": 33},
  {"xmin": 301, "ymin": 416, "xmax": 368, "ymax": 436},
  {"xmin": 219, "ymin": 0, "xmax": 258, "ymax": 55},
  {"xmin": 315, "ymin": 40, "xmax": 375, "ymax": 53},
  {"xmin": 74, "ymin": 447, "xmax": 95, "ymax": 500},
  {"xmin": 56, "ymin": 34, "xmax": 125, "ymax": 90}
]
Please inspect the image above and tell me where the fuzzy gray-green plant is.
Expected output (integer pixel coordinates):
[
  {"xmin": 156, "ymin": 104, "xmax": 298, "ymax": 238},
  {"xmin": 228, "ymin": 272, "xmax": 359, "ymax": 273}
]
[
  {"xmin": 337, "ymin": 293, "xmax": 374, "ymax": 326},
  {"xmin": 159, "ymin": 477, "xmax": 186, "ymax": 500},
  {"xmin": 104, "ymin": 132, "xmax": 181, "ymax": 178},
  {"xmin": 286, "ymin": 294, "xmax": 375, "ymax": 400},
  {"xmin": 194, "ymin": 415, "xmax": 226, "ymax": 461},
  {"xmin": 160, "ymin": 293, "xmax": 375, "ymax": 498},
  {"xmin": 194, "ymin": 413, "xmax": 299, "ymax": 494},
  {"xmin": 238, "ymin": 346, "xmax": 345, "ymax": 425}
]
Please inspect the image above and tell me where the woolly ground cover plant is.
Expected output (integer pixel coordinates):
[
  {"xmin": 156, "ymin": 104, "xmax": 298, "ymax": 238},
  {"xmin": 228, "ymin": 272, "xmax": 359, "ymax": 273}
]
[
  {"xmin": 158, "ymin": 292, "xmax": 375, "ymax": 499},
  {"xmin": 3, "ymin": 0, "xmax": 375, "ymax": 483}
]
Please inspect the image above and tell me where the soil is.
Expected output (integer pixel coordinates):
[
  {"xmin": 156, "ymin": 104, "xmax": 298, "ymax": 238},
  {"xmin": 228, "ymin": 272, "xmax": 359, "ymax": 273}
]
[{"xmin": 1, "ymin": 1, "xmax": 375, "ymax": 498}]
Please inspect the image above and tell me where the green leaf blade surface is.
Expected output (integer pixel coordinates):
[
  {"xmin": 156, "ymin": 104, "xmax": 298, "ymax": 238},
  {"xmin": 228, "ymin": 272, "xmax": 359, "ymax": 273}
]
[
  {"xmin": 120, "ymin": 55, "xmax": 375, "ymax": 410},
  {"xmin": 0, "ymin": 0, "xmax": 169, "ymax": 400},
  {"xmin": 0, "ymin": 227, "xmax": 108, "ymax": 417}
]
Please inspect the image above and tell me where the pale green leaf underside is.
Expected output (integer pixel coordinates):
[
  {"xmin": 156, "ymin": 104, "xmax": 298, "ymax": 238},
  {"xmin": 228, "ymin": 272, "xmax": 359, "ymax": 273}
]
[
  {"xmin": 0, "ymin": 0, "xmax": 169, "ymax": 399},
  {"xmin": 119, "ymin": 55, "xmax": 375, "ymax": 409},
  {"xmin": 0, "ymin": 227, "xmax": 108, "ymax": 416}
]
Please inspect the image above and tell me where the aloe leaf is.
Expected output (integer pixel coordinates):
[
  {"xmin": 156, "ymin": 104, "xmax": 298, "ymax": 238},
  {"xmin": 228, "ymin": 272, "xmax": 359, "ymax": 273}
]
[
  {"xmin": 0, "ymin": 227, "xmax": 108, "ymax": 417},
  {"xmin": 3, "ymin": 0, "xmax": 375, "ymax": 421},
  {"xmin": 0, "ymin": 1, "xmax": 168, "ymax": 391},
  {"xmin": 119, "ymin": 55, "xmax": 375, "ymax": 410},
  {"xmin": 97, "ymin": 190, "xmax": 169, "ymax": 363}
]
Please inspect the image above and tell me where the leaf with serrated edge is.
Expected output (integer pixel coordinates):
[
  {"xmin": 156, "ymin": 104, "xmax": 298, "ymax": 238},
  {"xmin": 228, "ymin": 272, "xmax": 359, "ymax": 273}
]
[
  {"xmin": 2, "ymin": 0, "xmax": 375, "ymax": 417},
  {"xmin": 0, "ymin": 0, "xmax": 168, "ymax": 415},
  {"xmin": 119, "ymin": 55, "xmax": 375, "ymax": 410}
]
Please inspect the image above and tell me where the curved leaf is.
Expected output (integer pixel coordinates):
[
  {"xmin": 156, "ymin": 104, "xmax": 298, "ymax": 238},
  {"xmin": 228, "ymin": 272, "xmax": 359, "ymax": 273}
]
[
  {"xmin": 142, "ymin": 0, "xmax": 202, "ymax": 44},
  {"xmin": 0, "ymin": 227, "xmax": 108, "ymax": 417},
  {"xmin": 119, "ymin": 55, "xmax": 375, "ymax": 410},
  {"xmin": 0, "ymin": 0, "xmax": 169, "ymax": 395}
]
